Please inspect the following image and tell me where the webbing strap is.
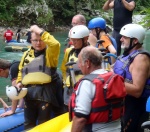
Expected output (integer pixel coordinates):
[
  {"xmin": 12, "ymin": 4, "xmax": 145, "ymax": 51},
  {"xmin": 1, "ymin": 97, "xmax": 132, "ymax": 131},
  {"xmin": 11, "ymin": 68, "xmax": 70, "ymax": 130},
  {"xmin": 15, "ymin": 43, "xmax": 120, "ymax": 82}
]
[
  {"xmin": 91, "ymin": 101, "xmax": 124, "ymax": 113},
  {"xmin": 81, "ymin": 74, "xmax": 105, "ymax": 83}
]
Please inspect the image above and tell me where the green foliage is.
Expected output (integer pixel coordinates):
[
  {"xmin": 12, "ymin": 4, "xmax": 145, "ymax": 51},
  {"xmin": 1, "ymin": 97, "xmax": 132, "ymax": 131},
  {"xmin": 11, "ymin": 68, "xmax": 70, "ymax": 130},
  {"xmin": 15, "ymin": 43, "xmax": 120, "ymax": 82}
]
[
  {"xmin": 135, "ymin": 0, "xmax": 150, "ymax": 12},
  {"xmin": 46, "ymin": 0, "xmax": 75, "ymax": 25},
  {"xmin": 0, "ymin": 1, "xmax": 15, "ymax": 23},
  {"xmin": 139, "ymin": 8, "xmax": 150, "ymax": 29},
  {"xmin": 37, "ymin": 9, "xmax": 53, "ymax": 25},
  {"xmin": 91, "ymin": 0, "xmax": 106, "ymax": 8},
  {"xmin": 0, "ymin": 0, "xmax": 149, "ymax": 29}
]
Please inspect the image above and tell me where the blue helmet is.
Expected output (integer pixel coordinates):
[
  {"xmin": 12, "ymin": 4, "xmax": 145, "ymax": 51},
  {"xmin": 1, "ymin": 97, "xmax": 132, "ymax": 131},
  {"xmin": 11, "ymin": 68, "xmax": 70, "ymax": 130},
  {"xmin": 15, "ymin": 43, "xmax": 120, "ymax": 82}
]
[{"xmin": 88, "ymin": 17, "xmax": 106, "ymax": 30}]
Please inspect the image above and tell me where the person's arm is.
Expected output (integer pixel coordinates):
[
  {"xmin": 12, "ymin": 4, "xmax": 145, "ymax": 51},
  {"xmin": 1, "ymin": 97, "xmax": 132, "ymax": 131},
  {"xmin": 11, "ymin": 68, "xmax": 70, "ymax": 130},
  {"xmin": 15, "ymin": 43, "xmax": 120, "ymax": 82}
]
[
  {"xmin": 0, "ymin": 79, "xmax": 18, "ymax": 117},
  {"xmin": 101, "ymin": 35, "xmax": 117, "ymax": 64},
  {"xmin": 125, "ymin": 54, "xmax": 150, "ymax": 98},
  {"xmin": 107, "ymin": 44, "xmax": 117, "ymax": 64},
  {"xmin": 42, "ymin": 32, "xmax": 60, "ymax": 67},
  {"xmin": 16, "ymin": 53, "xmax": 27, "ymax": 83},
  {"xmin": 122, "ymin": 0, "xmax": 135, "ymax": 11},
  {"xmin": 88, "ymin": 33, "xmax": 97, "ymax": 47},
  {"xmin": 71, "ymin": 116, "xmax": 87, "ymax": 132},
  {"xmin": 0, "ymin": 98, "xmax": 9, "ymax": 111},
  {"xmin": 103, "ymin": 0, "xmax": 114, "ymax": 11}
]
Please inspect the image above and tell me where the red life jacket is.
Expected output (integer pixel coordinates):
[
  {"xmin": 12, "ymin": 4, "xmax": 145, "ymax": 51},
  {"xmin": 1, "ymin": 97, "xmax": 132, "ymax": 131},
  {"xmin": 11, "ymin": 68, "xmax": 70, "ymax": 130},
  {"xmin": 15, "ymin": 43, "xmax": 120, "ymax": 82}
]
[{"xmin": 69, "ymin": 72, "xmax": 125, "ymax": 124}]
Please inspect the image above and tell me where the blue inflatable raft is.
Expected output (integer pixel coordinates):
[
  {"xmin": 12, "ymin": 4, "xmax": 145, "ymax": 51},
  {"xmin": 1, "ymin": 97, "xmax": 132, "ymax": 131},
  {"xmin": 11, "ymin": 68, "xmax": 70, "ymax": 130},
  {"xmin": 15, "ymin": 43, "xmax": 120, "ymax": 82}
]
[{"xmin": 0, "ymin": 108, "xmax": 24, "ymax": 132}]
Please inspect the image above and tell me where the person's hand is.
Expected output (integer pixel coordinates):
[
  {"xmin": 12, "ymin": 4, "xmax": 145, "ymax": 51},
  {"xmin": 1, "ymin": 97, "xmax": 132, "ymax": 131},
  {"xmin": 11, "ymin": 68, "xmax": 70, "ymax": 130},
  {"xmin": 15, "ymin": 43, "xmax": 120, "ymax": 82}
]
[
  {"xmin": 30, "ymin": 25, "xmax": 43, "ymax": 35},
  {"xmin": 3, "ymin": 105, "xmax": 10, "ymax": 112},
  {"xmin": 0, "ymin": 110, "xmax": 14, "ymax": 117},
  {"xmin": 16, "ymin": 82, "xmax": 23, "ymax": 89}
]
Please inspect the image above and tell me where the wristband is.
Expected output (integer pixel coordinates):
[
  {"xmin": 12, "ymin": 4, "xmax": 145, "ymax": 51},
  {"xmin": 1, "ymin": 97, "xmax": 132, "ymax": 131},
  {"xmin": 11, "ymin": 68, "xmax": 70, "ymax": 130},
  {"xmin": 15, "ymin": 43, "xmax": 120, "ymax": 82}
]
[{"xmin": 40, "ymin": 30, "xmax": 45, "ymax": 36}]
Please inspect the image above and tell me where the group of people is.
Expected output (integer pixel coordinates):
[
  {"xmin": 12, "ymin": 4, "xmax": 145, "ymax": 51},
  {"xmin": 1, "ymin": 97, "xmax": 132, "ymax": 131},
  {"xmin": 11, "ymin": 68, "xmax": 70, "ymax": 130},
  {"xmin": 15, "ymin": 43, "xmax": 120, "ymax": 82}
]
[
  {"xmin": 3, "ymin": 28, "xmax": 31, "ymax": 43},
  {"xmin": 0, "ymin": 0, "xmax": 149, "ymax": 132}
]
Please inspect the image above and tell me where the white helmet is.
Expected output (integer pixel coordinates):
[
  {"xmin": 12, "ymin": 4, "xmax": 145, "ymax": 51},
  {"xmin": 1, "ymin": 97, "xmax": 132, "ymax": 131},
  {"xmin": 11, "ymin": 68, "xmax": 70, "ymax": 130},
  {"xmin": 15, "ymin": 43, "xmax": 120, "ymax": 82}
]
[
  {"xmin": 120, "ymin": 24, "xmax": 145, "ymax": 44},
  {"xmin": 6, "ymin": 85, "xmax": 27, "ymax": 100},
  {"xmin": 69, "ymin": 25, "xmax": 89, "ymax": 39}
]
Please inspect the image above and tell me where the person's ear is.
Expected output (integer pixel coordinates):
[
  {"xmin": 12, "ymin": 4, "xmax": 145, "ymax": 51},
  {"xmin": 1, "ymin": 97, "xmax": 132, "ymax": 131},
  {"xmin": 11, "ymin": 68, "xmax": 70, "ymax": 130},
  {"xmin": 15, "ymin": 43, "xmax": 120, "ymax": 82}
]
[
  {"xmin": 85, "ymin": 59, "xmax": 90, "ymax": 68},
  {"xmin": 83, "ymin": 37, "xmax": 88, "ymax": 43},
  {"xmin": 133, "ymin": 38, "xmax": 139, "ymax": 44}
]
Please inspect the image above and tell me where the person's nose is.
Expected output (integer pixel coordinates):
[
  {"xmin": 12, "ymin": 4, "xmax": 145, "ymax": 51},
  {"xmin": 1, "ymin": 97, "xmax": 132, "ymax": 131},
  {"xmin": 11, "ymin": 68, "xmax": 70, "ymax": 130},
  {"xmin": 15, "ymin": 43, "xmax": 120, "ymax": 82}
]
[{"xmin": 120, "ymin": 37, "xmax": 123, "ymax": 42}]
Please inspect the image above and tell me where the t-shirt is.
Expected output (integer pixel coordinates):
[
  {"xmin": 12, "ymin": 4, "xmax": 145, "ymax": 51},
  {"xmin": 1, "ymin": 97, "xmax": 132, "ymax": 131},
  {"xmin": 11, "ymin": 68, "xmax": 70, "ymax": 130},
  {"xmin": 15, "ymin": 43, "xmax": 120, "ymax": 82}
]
[
  {"xmin": 99, "ymin": 35, "xmax": 112, "ymax": 50},
  {"xmin": 113, "ymin": 0, "xmax": 134, "ymax": 31},
  {"xmin": 3, "ymin": 30, "xmax": 13, "ymax": 42}
]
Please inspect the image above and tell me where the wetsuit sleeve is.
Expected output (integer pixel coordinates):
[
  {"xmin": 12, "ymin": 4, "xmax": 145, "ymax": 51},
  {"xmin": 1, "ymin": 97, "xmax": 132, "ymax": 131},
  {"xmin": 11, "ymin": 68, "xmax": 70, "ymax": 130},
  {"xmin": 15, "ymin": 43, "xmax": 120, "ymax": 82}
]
[
  {"xmin": 41, "ymin": 31, "xmax": 60, "ymax": 68},
  {"xmin": 16, "ymin": 52, "xmax": 28, "ymax": 83}
]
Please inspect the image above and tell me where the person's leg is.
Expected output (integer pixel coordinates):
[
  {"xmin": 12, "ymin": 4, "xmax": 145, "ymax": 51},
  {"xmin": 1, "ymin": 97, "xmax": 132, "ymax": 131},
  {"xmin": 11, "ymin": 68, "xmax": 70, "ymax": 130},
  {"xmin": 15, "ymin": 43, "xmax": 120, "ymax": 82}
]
[
  {"xmin": 0, "ymin": 98, "xmax": 9, "ymax": 111},
  {"xmin": 112, "ymin": 30, "xmax": 122, "ymax": 56},
  {"xmin": 53, "ymin": 73, "xmax": 66, "ymax": 116},
  {"xmin": 24, "ymin": 100, "xmax": 37, "ymax": 130},
  {"xmin": 37, "ymin": 101, "xmax": 51, "ymax": 125},
  {"xmin": 121, "ymin": 97, "xmax": 147, "ymax": 132}
]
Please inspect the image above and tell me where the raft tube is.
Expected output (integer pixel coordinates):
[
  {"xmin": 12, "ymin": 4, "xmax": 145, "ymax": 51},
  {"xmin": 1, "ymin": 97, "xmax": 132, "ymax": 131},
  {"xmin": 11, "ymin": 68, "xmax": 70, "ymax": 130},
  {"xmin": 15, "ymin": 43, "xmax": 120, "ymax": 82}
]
[
  {"xmin": 4, "ymin": 46, "xmax": 29, "ymax": 52},
  {"xmin": 0, "ymin": 108, "xmax": 24, "ymax": 132},
  {"xmin": 27, "ymin": 112, "xmax": 72, "ymax": 132},
  {"xmin": 5, "ymin": 40, "xmax": 31, "ymax": 52}
]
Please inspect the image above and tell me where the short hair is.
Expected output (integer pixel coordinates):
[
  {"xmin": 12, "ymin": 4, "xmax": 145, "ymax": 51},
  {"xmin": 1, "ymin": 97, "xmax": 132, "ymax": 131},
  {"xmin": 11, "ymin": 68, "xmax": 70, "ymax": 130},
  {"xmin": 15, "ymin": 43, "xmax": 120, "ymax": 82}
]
[
  {"xmin": 0, "ymin": 59, "xmax": 11, "ymax": 70},
  {"xmin": 31, "ymin": 32, "xmax": 39, "ymax": 39},
  {"xmin": 74, "ymin": 14, "xmax": 86, "ymax": 25},
  {"xmin": 80, "ymin": 46, "xmax": 102, "ymax": 66}
]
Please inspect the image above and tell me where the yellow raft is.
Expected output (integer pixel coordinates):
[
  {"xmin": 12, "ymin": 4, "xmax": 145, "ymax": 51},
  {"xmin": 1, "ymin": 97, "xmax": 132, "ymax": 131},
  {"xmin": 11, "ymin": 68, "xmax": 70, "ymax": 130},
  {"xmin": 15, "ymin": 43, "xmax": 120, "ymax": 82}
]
[{"xmin": 27, "ymin": 112, "xmax": 72, "ymax": 132}]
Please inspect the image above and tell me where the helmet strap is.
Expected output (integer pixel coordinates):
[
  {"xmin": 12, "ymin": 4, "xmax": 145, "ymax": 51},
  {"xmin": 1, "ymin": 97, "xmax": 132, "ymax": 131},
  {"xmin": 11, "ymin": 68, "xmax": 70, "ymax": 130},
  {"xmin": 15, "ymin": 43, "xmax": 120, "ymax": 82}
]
[
  {"xmin": 95, "ymin": 28, "xmax": 100, "ymax": 40},
  {"xmin": 123, "ymin": 38, "xmax": 137, "ymax": 56},
  {"xmin": 15, "ymin": 86, "xmax": 22, "ymax": 95},
  {"xmin": 82, "ymin": 38, "xmax": 88, "ymax": 48}
]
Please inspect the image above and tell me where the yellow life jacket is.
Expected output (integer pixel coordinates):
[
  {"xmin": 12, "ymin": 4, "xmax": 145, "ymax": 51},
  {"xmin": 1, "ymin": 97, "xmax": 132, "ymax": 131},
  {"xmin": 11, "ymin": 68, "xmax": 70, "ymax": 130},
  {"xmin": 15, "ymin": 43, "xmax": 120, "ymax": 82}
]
[
  {"xmin": 21, "ymin": 52, "xmax": 52, "ymax": 85},
  {"xmin": 65, "ymin": 51, "xmax": 83, "ymax": 87}
]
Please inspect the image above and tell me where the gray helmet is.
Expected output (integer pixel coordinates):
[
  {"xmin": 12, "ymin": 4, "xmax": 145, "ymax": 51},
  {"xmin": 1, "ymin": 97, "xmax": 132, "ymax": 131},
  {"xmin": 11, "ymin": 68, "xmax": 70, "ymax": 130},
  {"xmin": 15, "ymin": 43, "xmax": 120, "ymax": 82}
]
[{"xmin": 120, "ymin": 24, "xmax": 145, "ymax": 44}]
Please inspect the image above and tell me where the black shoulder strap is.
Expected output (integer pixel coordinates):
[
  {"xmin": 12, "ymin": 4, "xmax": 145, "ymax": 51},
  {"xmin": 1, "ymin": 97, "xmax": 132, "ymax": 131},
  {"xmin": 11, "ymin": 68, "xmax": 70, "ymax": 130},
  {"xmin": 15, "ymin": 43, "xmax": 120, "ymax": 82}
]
[
  {"xmin": 67, "ymin": 48, "xmax": 75, "ymax": 62},
  {"xmin": 138, "ymin": 49, "xmax": 150, "ymax": 57},
  {"xmin": 129, "ymin": 50, "xmax": 150, "ymax": 63}
]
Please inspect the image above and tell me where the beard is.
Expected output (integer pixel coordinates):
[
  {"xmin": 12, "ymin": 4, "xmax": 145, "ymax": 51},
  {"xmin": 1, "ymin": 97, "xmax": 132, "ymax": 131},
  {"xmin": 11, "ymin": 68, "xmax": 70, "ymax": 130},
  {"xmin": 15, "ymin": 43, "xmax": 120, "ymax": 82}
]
[
  {"xmin": 123, "ymin": 47, "xmax": 128, "ymax": 52},
  {"xmin": 121, "ymin": 43, "xmax": 129, "ymax": 52},
  {"xmin": 123, "ymin": 47, "xmax": 130, "ymax": 56}
]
